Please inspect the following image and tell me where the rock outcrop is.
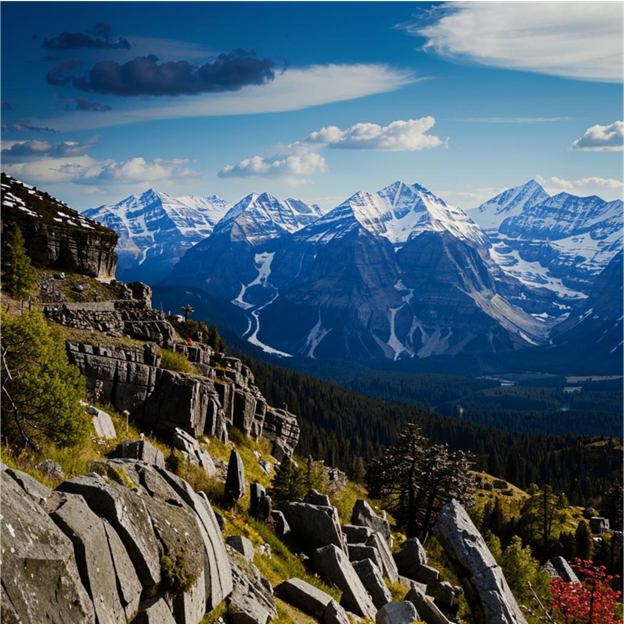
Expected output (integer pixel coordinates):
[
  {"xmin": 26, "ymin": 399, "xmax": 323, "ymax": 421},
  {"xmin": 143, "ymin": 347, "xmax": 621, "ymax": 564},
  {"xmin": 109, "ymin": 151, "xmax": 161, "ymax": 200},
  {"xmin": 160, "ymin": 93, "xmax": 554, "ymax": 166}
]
[
  {"xmin": 351, "ymin": 499, "xmax": 392, "ymax": 545},
  {"xmin": 284, "ymin": 502, "xmax": 347, "ymax": 552},
  {"xmin": 1, "ymin": 173, "xmax": 118, "ymax": 280},
  {"xmin": 433, "ymin": 500, "xmax": 528, "ymax": 624}
]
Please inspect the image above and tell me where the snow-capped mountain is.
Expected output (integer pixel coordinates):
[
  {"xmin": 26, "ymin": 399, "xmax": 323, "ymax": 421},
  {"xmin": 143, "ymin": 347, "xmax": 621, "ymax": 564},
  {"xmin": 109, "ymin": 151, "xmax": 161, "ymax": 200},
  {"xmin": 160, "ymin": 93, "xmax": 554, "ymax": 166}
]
[
  {"xmin": 166, "ymin": 181, "xmax": 549, "ymax": 360},
  {"xmin": 550, "ymin": 252, "xmax": 623, "ymax": 365},
  {"xmin": 84, "ymin": 189, "xmax": 230, "ymax": 282},
  {"xmin": 300, "ymin": 181, "xmax": 486, "ymax": 247},
  {"xmin": 470, "ymin": 181, "xmax": 623, "ymax": 297},
  {"xmin": 215, "ymin": 192, "xmax": 324, "ymax": 243}
]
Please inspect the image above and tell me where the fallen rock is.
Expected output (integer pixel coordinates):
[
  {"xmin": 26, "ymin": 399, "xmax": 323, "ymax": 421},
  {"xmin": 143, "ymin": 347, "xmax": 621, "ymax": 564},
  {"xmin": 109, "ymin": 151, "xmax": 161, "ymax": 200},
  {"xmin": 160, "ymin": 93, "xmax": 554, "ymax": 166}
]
[
  {"xmin": 351, "ymin": 499, "xmax": 391, "ymax": 545},
  {"xmin": 224, "ymin": 450, "xmax": 246, "ymax": 508},
  {"xmin": 111, "ymin": 439, "xmax": 165, "ymax": 468},
  {"xmin": 342, "ymin": 524, "xmax": 373, "ymax": 544},
  {"xmin": 313, "ymin": 544, "xmax": 377, "ymax": 619},
  {"xmin": 375, "ymin": 601, "xmax": 420, "ymax": 624},
  {"xmin": 87, "ymin": 404, "xmax": 117, "ymax": 440},
  {"xmin": 306, "ymin": 488, "xmax": 331, "ymax": 507},
  {"xmin": 394, "ymin": 537, "xmax": 428, "ymax": 579},
  {"xmin": 582, "ymin": 507, "xmax": 596, "ymax": 519},
  {"xmin": 275, "ymin": 578, "xmax": 335, "ymax": 617},
  {"xmin": 367, "ymin": 531, "xmax": 400, "ymax": 584},
  {"xmin": 406, "ymin": 586, "xmax": 453, "ymax": 624},
  {"xmin": 1, "ymin": 475, "xmax": 96, "ymax": 624},
  {"xmin": 271, "ymin": 510, "xmax": 290, "ymax": 536},
  {"xmin": 172, "ymin": 427, "xmax": 216, "ymax": 476},
  {"xmin": 323, "ymin": 599, "xmax": 351, "ymax": 624},
  {"xmin": 49, "ymin": 492, "xmax": 127, "ymax": 624},
  {"xmin": 36, "ymin": 459, "xmax": 64, "ymax": 481},
  {"xmin": 284, "ymin": 502, "xmax": 347, "ymax": 552},
  {"xmin": 228, "ymin": 535, "xmax": 255, "ymax": 561},
  {"xmin": 348, "ymin": 543, "xmax": 384, "ymax": 571},
  {"xmin": 433, "ymin": 500, "xmax": 528, "ymax": 624},
  {"xmin": 544, "ymin": 557, "xmax": 580, "ymax": 584},
  {"xmin": 431, "ymin": 581, "xmax": 460, "ymax": 614},
  {"xmin": 492, "ymin": 479, "xmax": 508, "ymax": 489},
  {"xmin": 352, "ymin": 558, "xmax": 392, "ymax": 609}
]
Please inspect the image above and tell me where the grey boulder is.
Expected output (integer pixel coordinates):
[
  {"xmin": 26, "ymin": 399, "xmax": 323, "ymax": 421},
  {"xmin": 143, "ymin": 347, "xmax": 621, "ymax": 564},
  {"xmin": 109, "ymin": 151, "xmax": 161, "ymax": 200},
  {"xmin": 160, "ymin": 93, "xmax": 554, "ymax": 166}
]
[
  {"xmin": 284, "ymin": 502, "xmax": 347, "ymax": 552},
  {"xmin": 1, "ymin": 475, "xmax": 95, "ymax": 624},
  {"xmin": 544, "ymin": 557, "xmax": 580, "ymax": 584},
  {"xmin": 352, "ymin": 558, "xmax": 392, "ymax": 609},
  {"xmin": 406, "ymin": 586, "xmax": 453, "ymax": 624},
  {"xmin": 111, "ymin": 439, "xmax": 165, "ymax": 468},
  {"xmin": 351, "ymin": 499, "xmax": 392, "ymax": 544},
  {"xmin": 228, "ymin": 535, "xmax": 255, "ymax": 561},
  {"xmin": 224, "ymin": 450, "xmax": 246, "ymax": 507},
  {"xmin": 172, "ymin": 427, "xmax": 216, "ymax": 476},
  {"xmin": 375, "ymin": 601, "xmax": 420, "ymax": 624},
  {"xmin": 87, "ymin": 404, "xmax": 117, "ymax": 440},
  {"xmin": 275, "ymin": 578, "xmax": 335, "ymax": 617},
  {"xmin": 313, "ymin": 544, "xmax": 377, "ymax": 619},
  {"xmin": 433, "ymin": 500, "xmax": 528, "ymax": 624}
]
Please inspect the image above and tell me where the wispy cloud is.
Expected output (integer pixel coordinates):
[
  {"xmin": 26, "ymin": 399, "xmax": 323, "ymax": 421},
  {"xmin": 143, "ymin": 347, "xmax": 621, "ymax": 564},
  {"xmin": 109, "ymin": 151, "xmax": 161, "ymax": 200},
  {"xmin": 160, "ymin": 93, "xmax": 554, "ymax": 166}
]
[
  {"xmin": 452, "ymin": 117, "xmax": 571, "ymax": 124},
  {"xmin": 42, "ymin": 24, "xmax": 132, "ymax": 50},
  {"xmin": 401, "ymin": 2, "xmax": 622, "ymax": 83},
  {"xmin": 1, "ymin": 138, "xmax": 96, "ymax": 160},
  {"xmin": 219, "ymin": 116, "xmax": 444, "ymax": 182},
  {"xmin": 31, "ymin": 64, "xmax": 418, "ymax": 131},
  {"xmin": 571, "ymin": 121, "xmax": 623, "ymax": 152},
  {"xmin": 1, "ymin": 121, "xmax": 59, "ymax": 133}
]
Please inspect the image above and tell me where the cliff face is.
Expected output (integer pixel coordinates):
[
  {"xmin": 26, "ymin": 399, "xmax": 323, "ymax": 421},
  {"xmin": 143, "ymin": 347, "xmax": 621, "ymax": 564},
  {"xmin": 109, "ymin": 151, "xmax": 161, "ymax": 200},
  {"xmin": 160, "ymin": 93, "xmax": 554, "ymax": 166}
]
[{"xmin": 1, "ymin": 173, "xmax": 118, "ymax": 280}]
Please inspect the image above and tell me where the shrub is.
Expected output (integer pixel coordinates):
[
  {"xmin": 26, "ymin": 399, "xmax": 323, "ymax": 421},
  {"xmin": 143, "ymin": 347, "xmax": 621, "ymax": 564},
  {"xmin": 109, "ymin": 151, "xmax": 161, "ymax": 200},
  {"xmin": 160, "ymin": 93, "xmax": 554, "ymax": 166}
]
[
  {"xmin": 157, "ymin": 348, "xmax": 197, "ymax": 374},
  {"xmin": 1, "ymin": 308, "xmax": 88, "ymax": 449}
]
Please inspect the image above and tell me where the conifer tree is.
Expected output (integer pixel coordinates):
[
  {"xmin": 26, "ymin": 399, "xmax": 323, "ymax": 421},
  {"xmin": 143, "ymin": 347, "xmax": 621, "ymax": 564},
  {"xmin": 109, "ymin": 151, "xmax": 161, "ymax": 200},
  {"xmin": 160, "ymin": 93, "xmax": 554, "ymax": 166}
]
[
  {"xmin": 268, "ymin": 457, "xmax": 307, "ymax": 508},
  {"xmin": 575, "ymin": 520, "xmax": 594, "ymax": 561},
  {"xmin": 366, "ymin": 423, "xmax": 476, "ymax": 539},
  {"xmin": 1, "ymin": 223, "xmax": 37, "ymax": 299},
  {"xmin": 600, "ymin": 481, "xmax": 623, "ymax": 527}
]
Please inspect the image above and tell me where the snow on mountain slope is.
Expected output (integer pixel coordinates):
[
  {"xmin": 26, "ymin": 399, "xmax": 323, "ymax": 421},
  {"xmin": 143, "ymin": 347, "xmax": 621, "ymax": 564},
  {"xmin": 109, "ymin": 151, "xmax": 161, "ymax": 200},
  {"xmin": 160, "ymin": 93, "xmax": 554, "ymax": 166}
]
[
  {"xmin": 470, "ymin": 180, "xmax": 549, "ymax": 233},
  {"xmin": 215, "ymin": 192, "xmax": 324, "ymax": 243},
  {"xmin": 471, "ymin": 183, "xmax": 623, "ymax": 295},
  {"xmin": 84, "ymin": 188, "xmax": 230, "ymax": 282},
  {"xmin": 299, "ymin": 181, "xmax": 486, "ymax": 247}
]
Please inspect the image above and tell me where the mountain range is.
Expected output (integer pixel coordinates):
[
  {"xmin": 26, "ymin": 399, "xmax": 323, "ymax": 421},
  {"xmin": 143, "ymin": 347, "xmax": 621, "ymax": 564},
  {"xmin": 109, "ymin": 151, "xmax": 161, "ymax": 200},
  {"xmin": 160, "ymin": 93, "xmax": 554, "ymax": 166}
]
[
  {"xmin": 85, "ymin": 179, "xmax": 623, "ymax": 364},
  {"xmin": 84, "ymin": 189, "xmax": 231, "ymax": 283}
]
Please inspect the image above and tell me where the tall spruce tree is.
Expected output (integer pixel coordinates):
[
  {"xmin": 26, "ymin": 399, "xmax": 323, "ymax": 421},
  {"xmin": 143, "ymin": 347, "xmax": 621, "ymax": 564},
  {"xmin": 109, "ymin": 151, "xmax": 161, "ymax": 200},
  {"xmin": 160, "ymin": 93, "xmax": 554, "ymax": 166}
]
[
  {"xmin": 1, "ymin": 223, "xmax": 37, "ymax": 299},
  {"xmin": 600, "ymin": 481, "xmax": 623, "ymax": 528},
  {"xmin": 575, "ymin": 520, "xmax": 594, "ymax": 561}
]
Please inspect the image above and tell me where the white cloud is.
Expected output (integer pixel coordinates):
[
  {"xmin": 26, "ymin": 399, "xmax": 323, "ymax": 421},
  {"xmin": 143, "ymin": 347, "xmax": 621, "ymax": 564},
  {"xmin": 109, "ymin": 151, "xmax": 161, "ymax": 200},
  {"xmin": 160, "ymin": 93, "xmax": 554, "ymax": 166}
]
[
  {"xmin": 535, "ymin": 175, "xmax": 623, "ymax": 199},
  {"xmin": 4, "ymin": 155, "xmax": 199, "ymax": 187},
  {"xmin": 219, "ymin": 117, "xmax": 443, "ymax": 182},
  {"xmin": 571, "ymin": 121, "xmax": 624, "ymax": 151},
  {"xmin": 31, "ymin": 64, "xmax": 418, "ymax": 132},
  {"xmin": 403, "ymin": 2, "xmax": 622, "ymax": 82},
  {"xmin": 219, "ymin": 152, "xmax": 327, "ymax": 184},
  {"xmin": 301, "ymin": 117, "xmax": 444, "ymax": 151}
]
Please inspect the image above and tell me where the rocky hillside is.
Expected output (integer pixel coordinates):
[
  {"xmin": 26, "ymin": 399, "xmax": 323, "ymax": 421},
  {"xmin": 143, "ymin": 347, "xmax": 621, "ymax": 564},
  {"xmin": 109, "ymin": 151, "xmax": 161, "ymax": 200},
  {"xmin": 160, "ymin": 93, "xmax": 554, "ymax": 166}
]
[
  {"xmin": 1, "ymin": 198, "xmax": 558, "ymax": 624},
  {"xmin": 1, "ymin": 173, "xmax": 118, "ymax": 280}
]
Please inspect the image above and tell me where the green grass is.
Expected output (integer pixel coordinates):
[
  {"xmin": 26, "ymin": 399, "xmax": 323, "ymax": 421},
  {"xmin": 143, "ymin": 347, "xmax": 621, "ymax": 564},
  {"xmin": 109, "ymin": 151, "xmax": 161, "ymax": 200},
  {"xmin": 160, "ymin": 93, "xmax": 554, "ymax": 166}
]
[{"xmin": 157, "ymin": 347, "xmax": 199, "ymax": 374}]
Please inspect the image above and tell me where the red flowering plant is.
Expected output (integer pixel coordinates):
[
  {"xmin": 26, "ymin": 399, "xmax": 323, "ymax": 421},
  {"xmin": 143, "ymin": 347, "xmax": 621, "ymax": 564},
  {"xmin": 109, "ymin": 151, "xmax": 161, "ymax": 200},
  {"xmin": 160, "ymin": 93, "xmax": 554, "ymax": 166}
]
[{"xmin": 551, "ymin": 559, "xmax": 622, "ymax": 624}]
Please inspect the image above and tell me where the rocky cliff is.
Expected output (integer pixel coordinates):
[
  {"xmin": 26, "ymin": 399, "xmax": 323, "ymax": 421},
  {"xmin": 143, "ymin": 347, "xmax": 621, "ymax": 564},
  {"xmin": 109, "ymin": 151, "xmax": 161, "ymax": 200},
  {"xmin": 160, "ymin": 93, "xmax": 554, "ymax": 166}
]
[{"xmin": 1, "ymin": 173, "xmax": 118, "ymax": 280}]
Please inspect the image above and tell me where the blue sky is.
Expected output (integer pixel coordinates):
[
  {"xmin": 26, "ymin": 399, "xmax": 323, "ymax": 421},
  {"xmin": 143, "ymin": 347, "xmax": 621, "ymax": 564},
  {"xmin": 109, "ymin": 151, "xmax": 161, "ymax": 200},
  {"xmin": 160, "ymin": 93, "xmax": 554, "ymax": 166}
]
[{"xmin": 2, "ymin": 1, "xmax": 622, "ymax": 211}]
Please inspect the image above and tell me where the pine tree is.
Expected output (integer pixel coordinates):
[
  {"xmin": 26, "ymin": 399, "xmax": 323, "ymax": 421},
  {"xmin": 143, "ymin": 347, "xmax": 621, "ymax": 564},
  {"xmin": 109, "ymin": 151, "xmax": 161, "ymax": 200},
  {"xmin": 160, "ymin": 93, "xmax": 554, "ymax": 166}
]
[
  {"xmin": 1, "ymin": 223, "xmax": 37, "ymax": 299},
  {"xmin": 575, "ymin": 520, "xmax": 594, "ymax": 561},
  {"xmin": 268, "ymin": 457, "xmax": 307, "ymax": 508},
  {"xmin": 600, "ymin": 481, "xmax": 623, "ymax": 528},
  {"xmin": 1, "ymin": 308, "xmax": 88, "ymax": 449},
  {"xmin": 366, "ymin": 423, "xmax": 476, "ymax": 539},
  {"xmin": 208, "ymin": 324, "xmax": 225, "ymax": 353}
]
